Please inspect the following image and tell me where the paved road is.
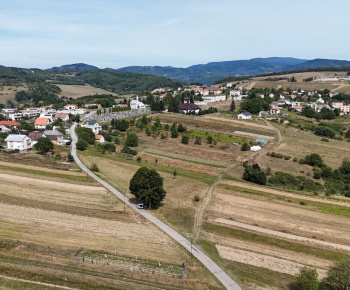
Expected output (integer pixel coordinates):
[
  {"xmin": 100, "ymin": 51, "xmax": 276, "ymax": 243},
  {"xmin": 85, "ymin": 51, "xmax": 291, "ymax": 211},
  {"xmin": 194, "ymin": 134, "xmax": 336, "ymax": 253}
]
[{"xmin": 70, "ymin": 115, "xmax": 241, "ymax": 290}]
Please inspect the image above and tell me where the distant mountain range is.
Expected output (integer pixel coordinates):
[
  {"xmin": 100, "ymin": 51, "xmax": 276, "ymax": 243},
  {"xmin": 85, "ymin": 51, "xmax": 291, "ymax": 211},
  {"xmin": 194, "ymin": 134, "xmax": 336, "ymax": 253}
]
[{"xmin": 48, "ymin": 58, "xmax": 350, "ymax": 85}]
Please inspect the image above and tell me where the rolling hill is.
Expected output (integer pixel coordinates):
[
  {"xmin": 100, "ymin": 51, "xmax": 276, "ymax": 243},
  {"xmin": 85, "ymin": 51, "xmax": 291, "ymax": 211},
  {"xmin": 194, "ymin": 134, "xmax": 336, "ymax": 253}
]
[{"xmin": 118, "ymin": 57, "xmax": 350, "ymax": 84}]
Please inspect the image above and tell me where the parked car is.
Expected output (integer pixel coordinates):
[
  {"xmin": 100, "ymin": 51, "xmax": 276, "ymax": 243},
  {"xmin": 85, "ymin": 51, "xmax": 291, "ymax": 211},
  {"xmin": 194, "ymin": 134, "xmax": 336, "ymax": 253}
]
[{"xmin": 136, "ymin": 203, "xmax": 144, "ymax": 209}]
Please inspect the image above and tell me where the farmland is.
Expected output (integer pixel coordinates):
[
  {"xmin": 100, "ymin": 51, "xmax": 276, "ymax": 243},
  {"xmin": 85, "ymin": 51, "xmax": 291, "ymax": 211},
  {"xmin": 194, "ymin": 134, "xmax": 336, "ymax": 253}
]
[
  {"xmin": 0, "ymin": 153, "xmax": 221, "ymax": 289},
  {"xmin": 77, "ymin": 107, "xmax": 350, "ymax": 289}
]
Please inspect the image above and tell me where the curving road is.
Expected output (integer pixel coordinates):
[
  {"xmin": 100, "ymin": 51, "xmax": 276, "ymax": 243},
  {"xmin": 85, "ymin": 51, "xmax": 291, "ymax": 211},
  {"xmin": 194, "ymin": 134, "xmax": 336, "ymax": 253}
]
[{"xmin": 70, "ymin": 113, "xmax": 241, "ymax": 290}]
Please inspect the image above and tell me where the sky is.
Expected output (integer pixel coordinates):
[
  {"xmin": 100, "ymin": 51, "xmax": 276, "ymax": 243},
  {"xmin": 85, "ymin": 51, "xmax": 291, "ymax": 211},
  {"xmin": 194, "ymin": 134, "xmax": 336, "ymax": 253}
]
[{"xmin": 1, "ymin": 0, "xmax": 350, "ymax": 69}]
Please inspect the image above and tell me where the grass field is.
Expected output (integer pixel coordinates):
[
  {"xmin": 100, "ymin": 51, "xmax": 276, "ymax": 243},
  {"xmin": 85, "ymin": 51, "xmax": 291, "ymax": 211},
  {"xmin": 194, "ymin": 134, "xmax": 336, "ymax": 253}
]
[
  {"xmin": 0, "ymin": 155, "xmax": 222, "ymax": 289},
  {"xmin": 57, "ymin": 84, "xmax": 118, "ymax": 99}
]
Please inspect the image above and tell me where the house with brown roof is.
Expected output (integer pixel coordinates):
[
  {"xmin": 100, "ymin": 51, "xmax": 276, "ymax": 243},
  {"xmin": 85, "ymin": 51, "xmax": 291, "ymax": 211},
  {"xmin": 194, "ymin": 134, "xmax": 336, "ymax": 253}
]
[
  {"xmin": 34, "ymin": 118, "xmax": 51, "ymax": 130},
  {"xmin": 29, "ymin": 131, "xmax": 45, "ymax": 145},
  {"xmin": 54, "ymin": 112, "xmax": 69, "ymax": 121},
  {"xmin": 178, "ymin": 97, "xmax": 200, "ymax": 114}
]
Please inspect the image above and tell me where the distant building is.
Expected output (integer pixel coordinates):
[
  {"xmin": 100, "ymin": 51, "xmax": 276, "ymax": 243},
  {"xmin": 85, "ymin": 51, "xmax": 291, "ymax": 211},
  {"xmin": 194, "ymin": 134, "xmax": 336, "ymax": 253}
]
[
  {"xmin": 130, "ymin": 96, "xmax": 146, "ymax": 110},
  {"xmin": 237, "ymin": 111, "xmax": 252, "ymax": 120},
  {"xmin": 178, "ymin": 97, "xmax": 200, "ymax": 114},
  {"xmin": 82, "ymin": 119, "xmax": 102, "ymax": 134},
  {"xmin": 202, "ymin": 94, "xmax": 226, "ymax": 103},
  {"xmin": 34, "ymin": 118, "xmax": 51, "ymax": 130}
]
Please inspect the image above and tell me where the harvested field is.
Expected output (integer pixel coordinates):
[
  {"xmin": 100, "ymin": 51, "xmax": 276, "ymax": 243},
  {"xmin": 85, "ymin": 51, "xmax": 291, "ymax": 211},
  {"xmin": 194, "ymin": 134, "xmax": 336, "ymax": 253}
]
[
  {"xmin": 57, "ymin": 84, "xmax": 118, "ymax": 99},
  {"xmin": 216, "ymin": 245, "xmax": 327, "ymax": 277},
  {"xmin": 209, "ymin": 188, "xmax": 350, "ymax": 246},
  {"xmin": 220, "ymin": 180, "xmax": 350, "ymax": 208},
  {"xmin": 233, "ymin": 130, "xmax": 275, "ymax": 140},
  {"xmin": 213, "ymin": 218, "xmax": 350, "ymax": 253}
]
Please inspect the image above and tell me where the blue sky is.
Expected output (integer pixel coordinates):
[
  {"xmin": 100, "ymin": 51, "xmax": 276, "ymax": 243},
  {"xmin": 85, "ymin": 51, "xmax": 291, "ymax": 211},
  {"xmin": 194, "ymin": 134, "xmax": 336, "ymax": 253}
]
[{"xmin": 0, "ymin": 0, "xmax": 349, "ymax": 69}]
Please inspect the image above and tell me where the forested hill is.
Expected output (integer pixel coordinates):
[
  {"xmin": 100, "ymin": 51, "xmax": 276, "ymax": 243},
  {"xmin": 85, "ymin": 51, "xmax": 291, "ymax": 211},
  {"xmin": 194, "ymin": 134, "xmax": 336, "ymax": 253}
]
[
  {"xmin": 0, "ymin": 66, "xmax": 185, "ymax": 94},
  {"xmin": 118, "ymin": 57, "xmax": 350, "ymax": 84},
  {"xmin": 47, "ymin": 63, "xmax": 99, "ymax": 71}
]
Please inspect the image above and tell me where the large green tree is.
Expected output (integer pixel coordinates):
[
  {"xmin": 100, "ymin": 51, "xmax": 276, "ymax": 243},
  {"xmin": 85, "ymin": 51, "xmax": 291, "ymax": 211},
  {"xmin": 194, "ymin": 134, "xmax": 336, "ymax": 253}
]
[
  {"xmin": 34, "ymin": 137, "xmax": 54, "ymax": 153},
  {"xmin": 321, "ymin": 259, "xmax": 350, "ymax": 289},
  {"xmin": 129, "ymin": 167, "xmax": 166, "ymax": 209},
  {"xmin": 125, "ymin": 133, "xmax": 138, "ymax": 147},
  {"xmin": 230, "ymin": 99, "xmax": 236, "ymax": 112},
  {"xmin": 295, "ymin": 267, "xmax": 319, "ymax": 290},
  {"xmin": 76, "ymin": 127, "xmax": 95, "ymax": 144}
]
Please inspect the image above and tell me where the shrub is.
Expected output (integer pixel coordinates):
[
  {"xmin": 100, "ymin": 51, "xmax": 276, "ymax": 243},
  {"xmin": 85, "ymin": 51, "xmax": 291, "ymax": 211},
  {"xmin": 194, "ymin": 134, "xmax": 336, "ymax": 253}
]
[
  {"xmin": 284, "ymin": 155, "xmax": 291, "ymax": 160},
  {"xmin": 76, "ymin": 139, "xmax": 88, "ymax": 151},
  {"xmin": 171, "ymin": 127, "xmax": 179, "ymax": 138},
  {"xmin": 67, "ymin": 153, "xmax": 74, "ymax": 162},
  {"xmin": 241, "ymin": 142, "xmax": 250, "ymax": 151},
  {"xmin": 178, "ymin": 124, "xmax": 187, "ymax": 132},
  {"xmin": 121, "ymin": 145, "xmax": 137, "ymax": 155},
  {"xmin": 206, "ymin": 135, "xmax": 213, "ymax": 144},
  {"xmin": 243, "ymin": 163, "xmax": 267, "ymax": 185},
  {"xmin": 194, "ymin": 195, "xmax": 200, "ymax": 202},
  {"xmin": 90, "ymin": 163, "xmax": 99, "ymax": 172},
  {"xmin": 103, "ymin": 143, "xmax": 116, "ymax": 152},
  {"xmin": 293, "ymin": 157, "xmax": 298, "ymax": 162},
  {"xmin": 126, "ymin": 133, "xmax": 138, "ymax": 147},
  {"xmin": 294, "ymin": 266, "xmax": 319, "ymax": 290},
  {"xmin": 195, "ymin": 137, "xmax": 201, "ymax": 145},
  {"xmin": 181, "ymin": 135, "xmax": 189, "ymax": 144},
  {"xmin": 300, "ymin": 201, "xmax": 306, "ymax": 205},
  {"xmin": 137, "ymin": 157, "xmax": 142, "ymax": 163},
  {"xmin": 321, "ymin": 138, "xmax": 329, "ymax": 142}
]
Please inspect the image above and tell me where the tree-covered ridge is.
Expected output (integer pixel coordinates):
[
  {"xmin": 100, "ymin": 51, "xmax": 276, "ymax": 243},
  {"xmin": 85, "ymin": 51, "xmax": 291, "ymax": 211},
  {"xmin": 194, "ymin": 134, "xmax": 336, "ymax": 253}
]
[{"xmin": 0, "ymin": 65, "xmax": 185, "ymax": 95}]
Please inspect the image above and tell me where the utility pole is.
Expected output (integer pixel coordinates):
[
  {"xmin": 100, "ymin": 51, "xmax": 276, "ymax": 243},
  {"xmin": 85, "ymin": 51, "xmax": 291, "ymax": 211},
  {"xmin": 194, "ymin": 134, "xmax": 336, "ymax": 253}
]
[{"xmin": 124, "ymin": 189, "xmax": 126, "ymax": 212}]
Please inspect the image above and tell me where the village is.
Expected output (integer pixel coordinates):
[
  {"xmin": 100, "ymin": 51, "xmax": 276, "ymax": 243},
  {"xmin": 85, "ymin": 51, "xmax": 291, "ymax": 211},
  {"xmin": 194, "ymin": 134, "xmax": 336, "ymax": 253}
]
[{"xmin": 0, "ymin": 81, "xmax": 350, "ymax": 154}]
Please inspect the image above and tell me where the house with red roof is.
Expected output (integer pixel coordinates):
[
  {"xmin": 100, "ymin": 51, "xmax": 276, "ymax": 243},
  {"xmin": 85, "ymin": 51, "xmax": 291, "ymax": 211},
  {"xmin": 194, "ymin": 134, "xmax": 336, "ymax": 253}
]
[
  {"xmin": 95, "ymin": 134, "xmax": 105, "ymax": 143},
  {"xmin": 34, "ymin": 118, "xmax": 50, "ymax": 130},
  {"xmin": 0, "ymin": 120, "xmax": 20, "ymax": 127}
]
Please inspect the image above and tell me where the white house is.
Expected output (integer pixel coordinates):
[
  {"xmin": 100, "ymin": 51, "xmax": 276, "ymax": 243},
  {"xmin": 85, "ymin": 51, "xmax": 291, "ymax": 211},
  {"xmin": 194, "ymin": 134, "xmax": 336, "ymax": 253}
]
[
  {"xmin": 130, "ymin": 96, "xmax": 146, "ymax": 110},
  {"xmin": 230, "ymin": 89, "xmax": 241, "ymax": 98},
  {"xmin": 238, "ymin": 111, "xmax": 252, "ymax": 120},
  {"xmin": 270, "ymin": 107, "xmax": 281, "ymax": 115},
  {"xmin": 82, "ymin": 119, "xmax": 102, "ymax": 134},
  {"xmin": 316, "ymin": 97, "xmax": 325, "ymax": 104},
  {"xmin": 5, "ymin": 134, "xmax": 32, "ymax": 152},
  {"xmin": 202, "ymin": 94, "xmax": 226, "ymax": 103}
]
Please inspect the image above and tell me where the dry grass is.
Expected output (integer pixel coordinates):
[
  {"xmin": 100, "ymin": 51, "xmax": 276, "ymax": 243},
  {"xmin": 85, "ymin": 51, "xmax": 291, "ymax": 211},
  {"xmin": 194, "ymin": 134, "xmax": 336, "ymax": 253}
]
[
  {"xmin": 0, "ymin": 85, "xmax": 27, "ymax": 104},
  {"xmin": 57, "ymin": 84, "xmax": 118, "ymax": 99}
]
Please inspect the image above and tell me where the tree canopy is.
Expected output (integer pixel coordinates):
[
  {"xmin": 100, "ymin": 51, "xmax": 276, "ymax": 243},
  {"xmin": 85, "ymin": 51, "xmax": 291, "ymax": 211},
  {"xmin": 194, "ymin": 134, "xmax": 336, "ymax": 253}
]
[
  {"xmin": 129, "ymin": 167, "xmax": 166, "ymax": 209},
  {"xmin": 34, "ymin": 137, "xmax": 54, "ymax": 153}
]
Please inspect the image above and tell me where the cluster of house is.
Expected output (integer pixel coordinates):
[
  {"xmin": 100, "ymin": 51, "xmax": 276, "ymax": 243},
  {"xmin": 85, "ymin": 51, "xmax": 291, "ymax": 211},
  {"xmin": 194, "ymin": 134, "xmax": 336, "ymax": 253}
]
[
  {"xmin": 231, "ymin": 88, "xmax": 350, "ymax": 117},
  {"xmin": 2, "ymin": 118, "xmax": 105, "ymax": 153}
]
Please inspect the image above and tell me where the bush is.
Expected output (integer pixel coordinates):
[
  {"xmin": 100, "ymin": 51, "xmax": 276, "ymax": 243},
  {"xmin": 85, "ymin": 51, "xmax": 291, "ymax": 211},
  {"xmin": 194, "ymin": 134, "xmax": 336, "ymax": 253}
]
[
  {"xmin": 76, "ymin": 139, "xmax": 88, "ymax": 151},
  {"xmin": 181, "ymin": 135, "xmax": 189, "ymax": 144},
  {"xmin": 294, "ymin": 266, "xmax": 319, "ymax": 290},
  {"xmin": 178, "ymin": 124, "xmax": 187, "ymax": 133},
  {"xmin": 283, "ymin": 155, "xmax": 291, "ymax": 160},
  {"xmin": 90, "ymin": 163, "xmax": 99, "ymax": 172},
  {"xmin": 171, "ymin": 127, "xmax": 179, "ymax": 138},
  {"xmin": 321, "ymin": 259, "xmax": 350, "ymax": 289},
  {"xmin": 293, "ymin": 157, "xmax": 298, "ymax": 162},
  {"xmin": 121, "ymin": 145, "xmax": 137, "ymax": 155},
  {"xmin": 243, "ymin": 163, "xmax": 267, "ymax": 185},
  {"xmin": 321, "ymin": 138, "xmax": 329, "ymax": 142},
  {"xmin": 103, "ymin": 143, "xmax": 116, "ymax": 152},
  {"xmin": 67, "ymin": 153, "xmax": 74, "ymax": 162},
  {"xmin": 126, "ymin": 133, "xmax": 138, "ymax": 147},
  {"xmin": 206, "ymin": 135, "xmax": 213, "ymax": 144},
  {"xmin": 195, "ymin": 137, "xmax": 201, "ymax": 145},
  {"xmin": 137, "ymin": 157, "xmax": 142, "ymax": 163},
  {"xmin": 194, "ymin": 195, "xmax": 200, "ymax": 202},
  {"xmin": 241, "ymin": 142, "xmax": 250, "ymax": 151}
]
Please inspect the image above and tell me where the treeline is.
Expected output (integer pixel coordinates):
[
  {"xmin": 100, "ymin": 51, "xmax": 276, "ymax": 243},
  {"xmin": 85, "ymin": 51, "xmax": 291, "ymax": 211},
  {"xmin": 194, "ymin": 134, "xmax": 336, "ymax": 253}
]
[
  {"xmin": 244, "ymin": 153, "xmax": 350, "ymax": 197},
  {"xmin": 214, "ymin": 66, "xmax": 350, "ymax": 84}
]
